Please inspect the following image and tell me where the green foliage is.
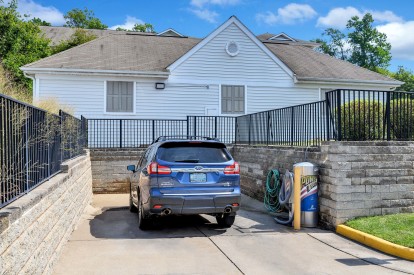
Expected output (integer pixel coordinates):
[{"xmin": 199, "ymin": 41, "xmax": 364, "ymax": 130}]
[
  {"xmin": 315, "ymin": 13, "xmax": 391, "ymax": 71},
  {"xmin": 347, "ymin": 14, "xmax": 391, "ymax": 70},
  {"xmin": 314, "ymin": 28, "xmax": 348, "ymax": 60},
  {"xmin": 29, "ymin": 17, "xmax": 51, "ymax": 26},
  {"xmin": 0, "ymin": 1, "xmax": 51, "ymax": 88},
  {"xmin": 51, "ymin": 28, "xmax": 97, "ymax": 54},
  {"xmin": 393, "ymin": 66, "xmax": 414, "ymax": 92},
  {"xmin": 390, "ymin": 97, "xmax": 414, "ymax": 139},
  {"xmin": 63, "ymin": 8, "xmax": 107, "ymax": 29},
  {"xmin": 340, "ymin": 100, "xmax": 384, "ymax": 140},
  {"xmin": 116, "ymin": 23, "xmax": 155, "ymax": 33}
]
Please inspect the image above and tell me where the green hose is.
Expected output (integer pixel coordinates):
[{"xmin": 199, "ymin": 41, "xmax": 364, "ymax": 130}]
[{"xmin": 264, "ymin": 169, "xmax": 281, "ymax": 212}]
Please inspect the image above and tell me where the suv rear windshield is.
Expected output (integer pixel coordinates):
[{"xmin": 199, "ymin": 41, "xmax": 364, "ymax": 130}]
[{"xmin": 157, "ymin": 142, "xmax": 231, "ymax": 163}]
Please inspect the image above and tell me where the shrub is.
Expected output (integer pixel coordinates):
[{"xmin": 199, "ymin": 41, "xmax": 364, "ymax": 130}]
[
  {"xmin": 340, "ymin": 100, "xmax": 384, "ymax": 140},
  {"xmin": 390, "ymin": 97, "xmax": 414, "ymax": 139}
]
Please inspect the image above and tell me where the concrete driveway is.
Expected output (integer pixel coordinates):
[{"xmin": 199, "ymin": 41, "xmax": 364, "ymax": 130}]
[{"xmin": 53, "ymin": 194, "xmax": 414, "ymax": 275}]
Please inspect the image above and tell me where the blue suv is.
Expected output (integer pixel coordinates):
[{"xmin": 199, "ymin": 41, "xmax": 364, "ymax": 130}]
[{"xmin": 127, "ymin": 136, "xmax": 241, "ymax": 229}]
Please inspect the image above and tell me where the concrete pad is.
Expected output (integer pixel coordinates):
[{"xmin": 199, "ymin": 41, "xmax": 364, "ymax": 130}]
[{"xmin": 53, "ymin": 194, "xmax": 412, "ymax": 275}]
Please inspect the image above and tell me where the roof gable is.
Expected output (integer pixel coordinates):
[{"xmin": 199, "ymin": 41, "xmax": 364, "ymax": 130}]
[
  {"xmin": 269, "ymin": 33, "xmax": 296, "ymax": 42},
  {"xmin": 167, "ymin": 16, "xmax": 294, "ymax": 78},
  {"xmin": 157, "ymin": 28, "xmax": 185, "ymax": 37}
]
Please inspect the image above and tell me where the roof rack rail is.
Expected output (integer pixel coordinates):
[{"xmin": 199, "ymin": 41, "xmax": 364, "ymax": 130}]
[{"xmin": 152, "ymin": 136, "xmax": 220, "ymax": 144}]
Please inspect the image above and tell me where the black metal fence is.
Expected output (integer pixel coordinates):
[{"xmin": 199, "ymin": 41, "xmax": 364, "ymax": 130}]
[
  {"xmin": 0, "ymin": 94, "xmax": 86, "ymax": 208},
  {"xmin": 235, "ymin": 100, "xmax": 332, "ymax": 147},
  {"xmin": 326, "ymin": 89, "xmax": 414, "ymax": 141},
  {"xmin": 85, "ymin": 89, "xmax": 414, "ymax": 148},
  {"xmin": 87, "ymin": 116, "xmax": 235, "ymax": 148}
]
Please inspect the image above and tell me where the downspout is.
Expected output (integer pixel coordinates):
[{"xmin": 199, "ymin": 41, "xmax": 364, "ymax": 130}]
[{"xmin": 23, "ymin": 72, "xmax": 36, "ymax": 102}]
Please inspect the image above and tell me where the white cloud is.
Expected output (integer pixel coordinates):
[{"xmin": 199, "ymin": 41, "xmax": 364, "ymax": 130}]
[
  {"xmin": 189, "ymin": 8, "xmax": 219, "ymax": 23},
  {"xmin": 109, "ymin": 16, "xmax": 144, "ymax": 30},
  {"xmin": 317, "ymin": 6, "xmax": 403, "ymax": 29},
  {"xmin": 2, "ymin": 0, "xmax": 65, "ymax": 25},
  {"xmin": 256, "ymin": 3, "xmax": 317, "ymax": 25},
  {"xmin": 377, "ymin": 21, "xmax": 414, "ymax": 60},
  {"xmin": 189, "ymin": 0, "xmax": 239, "ymax": 23},
  {"xmin": 190, "ymin": 0, "xmax": 240, "ymax": 8}
]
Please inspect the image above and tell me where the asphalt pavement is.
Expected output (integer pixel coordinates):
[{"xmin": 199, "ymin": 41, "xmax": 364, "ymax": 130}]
[{"xmin": 53, "ymin": 194, "xmax": 414, "ymax": 275}]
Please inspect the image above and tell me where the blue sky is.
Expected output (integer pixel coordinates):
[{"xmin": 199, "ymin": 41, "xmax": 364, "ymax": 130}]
[{"xmin": 10, "ymin": 0, "xmax": 414, "ymax": 71}]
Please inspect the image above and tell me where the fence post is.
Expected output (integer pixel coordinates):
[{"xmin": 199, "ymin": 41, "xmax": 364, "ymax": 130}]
[
  {"xmin": 290, "ymin": 107, "xmax": 294, "ymax": 147},
  {"xmin": 152, "ymin": 120, "xmax": 155, "ymax": 143},
  {"xmin": 193, "ymin": 117, "xmax": 197, "ymax": 138},
  {"xmin": 59, "ymin": 110, "xmax": 63, "ymax": 163},
  {"xmin": 386, "ymin": 92, "xmax": 391, "ymax": 141},
  {"xmin": 336, "ymin": 90, "xmax": 342, "ymax": 141},
  {"xmin": 234, "ymin": 117, "xmax": 238, "ymax": 144},
  {"xmin": 266, "ymin": 112, "xmax": 270, "ymax": 145},
  {"xmin": 325, "ymin": 94, "xmax": 330, "ymax": 141},
  {"xmin": 119, "ymin": 119, "xmax": 122, "ymax": 148},
  {"xmin": 186, "ymin": 116, "xmax": 190, "ymax": 138},
  {"xmin": 25, "ymin": 106, "xmax": 30, "ymax": 193},
  {"xmin": 214, "ymin": 116, "xmax": 218, "ymax": 138},
  {"xmin": 248, "ymin": 114, "xmax": 252, "ymax": 145}
]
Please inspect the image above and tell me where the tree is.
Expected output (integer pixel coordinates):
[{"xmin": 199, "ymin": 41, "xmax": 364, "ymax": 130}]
[
  {"xmin": 393, "ymin": 66, "xmax": 414, "ymax": 92},
  {"xmin": 51, "ymin": 28, "xmax": 97, "ymax": 54},
  {"xmin": 29, "ymin": 17, "xmax": 51, "ymax": 26},
  {"xmin": 314, "ymin": 28, "xmax": 348, "ymax": 60},
  {"xmin": 63, "ymin": 8, "xmax": 107, "ymax": 29},
  {"xmin": 116, "ymin": 23, "xmax": 155, "ymax": 33},
  {"xmin": 347, "ymin": 13, "xmax": 391, "ymax": 71},
  {"xmin": 0, "ymin": 0, "xmax": 51, "ymax": 88},
  {"xmin": 315, "ymin": 13, "xmax": 391, "ymax": 71}
]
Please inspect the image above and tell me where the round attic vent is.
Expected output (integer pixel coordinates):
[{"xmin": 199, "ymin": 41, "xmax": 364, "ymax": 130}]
[{"xmin": 226, "ymin": 41, "xmax": 239, "ymax": 57}]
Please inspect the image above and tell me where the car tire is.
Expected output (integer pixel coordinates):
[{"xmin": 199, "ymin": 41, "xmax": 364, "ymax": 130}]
[
  {"xmin": 138, "ymin": 191, "xmax": 151, "ymax": 230},
  {"xmin": 216, "ymin": 214, "xmax": 235, "ymax": 228},
  {"xmin": 129, "ymin": 193, "xmax": 138, "ymax": 213}
]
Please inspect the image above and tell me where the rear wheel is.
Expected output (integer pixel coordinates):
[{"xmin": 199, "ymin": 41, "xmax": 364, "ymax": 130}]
[
  {"xmin": 138, "ymin": 191, "xmax": 151, "ymax": 230},
  {"xmin": 216, "ymin": 214, "xmax": 235, "ymax": 228}
]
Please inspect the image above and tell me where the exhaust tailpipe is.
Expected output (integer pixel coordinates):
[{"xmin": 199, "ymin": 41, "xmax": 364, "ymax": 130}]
[
  {"xmin": 162, "ymin": 208, "xmax": 172, "ymax": 215},
  {"xmin": 224, "ymin": 206, "xmax": 232, "ymax": 214}
]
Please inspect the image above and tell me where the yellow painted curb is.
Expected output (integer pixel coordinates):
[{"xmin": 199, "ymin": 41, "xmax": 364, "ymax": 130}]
[{"xmin": 336, "ymin": 224, "xmax": 414, "ymax": 261}]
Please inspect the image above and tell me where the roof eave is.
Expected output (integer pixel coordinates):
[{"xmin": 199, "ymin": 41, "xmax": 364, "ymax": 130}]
[
  {"xmin": 20, "ymin": 67, "xmax": 170, "ymax": 79},
  {"xmin": 295, "ymin": 76, "xmax": 403, "ymax": 88}
]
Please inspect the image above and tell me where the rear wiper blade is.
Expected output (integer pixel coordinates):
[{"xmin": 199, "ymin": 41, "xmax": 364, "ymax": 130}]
[{"xmin": 174, "ymin": 159, "xmax": 199, "ymax": 163}]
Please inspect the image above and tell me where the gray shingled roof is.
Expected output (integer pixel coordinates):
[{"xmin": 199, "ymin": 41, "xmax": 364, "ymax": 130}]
[
  {"xmin": 264, "ymin": 43, "xmax": 396, "ymax": 83},
  {"xmin": 26, "ymin": 33, "xmax": 200, "ymax": 72},
  {"xmin": 25, "ymin": 30, "xmax": 399, "ymax": 84}
]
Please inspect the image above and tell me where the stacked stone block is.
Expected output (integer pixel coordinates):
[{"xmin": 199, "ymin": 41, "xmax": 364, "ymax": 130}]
[
  {"xmin": 89, "ymin": 148, "xmax": 144, "ymax": 193},
  {"xmin": 0, "ymin": 153, "xmax": 93, "ymax": 274}
]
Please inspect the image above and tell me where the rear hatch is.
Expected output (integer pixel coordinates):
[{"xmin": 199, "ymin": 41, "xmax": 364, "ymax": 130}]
[{"xmin": 152, "ymin": 141, "xmax": 239, "ymax": 195}]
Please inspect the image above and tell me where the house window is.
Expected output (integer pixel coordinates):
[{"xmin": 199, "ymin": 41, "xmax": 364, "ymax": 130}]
[
  {"xmin": 221, "ymin": 85, "xmax": 245, "ymax": 114},
  {"xmin": 106, "ymin": 81, "xmax": 134, "ymax": 113}
]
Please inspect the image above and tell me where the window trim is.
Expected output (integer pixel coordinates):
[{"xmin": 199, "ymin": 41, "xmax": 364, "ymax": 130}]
[
  {"xmin": 104, "ymin": 80, "xmax": 136, "ymax": 115},
  {"xmin": 219, "ymin": 84, "xmax": 247, "ymax": 116}
]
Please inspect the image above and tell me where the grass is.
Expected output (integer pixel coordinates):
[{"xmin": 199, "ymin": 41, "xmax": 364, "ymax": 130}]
[{"xmin": 345, "ymin": 213, "xmax": 414, "ymax": 248}]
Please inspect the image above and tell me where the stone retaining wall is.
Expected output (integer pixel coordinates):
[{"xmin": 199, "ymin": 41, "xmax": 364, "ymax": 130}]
[
  {"xmin": 90, "ymin": 148, "xmax": 144, "ymax": 193},
  {"xmin": 231, "ymin": 141, "xmax": 414, "ymax": 228},
  {"xmin": 0, "ymin": 153, "xmax": 92, "ymax": 275}
]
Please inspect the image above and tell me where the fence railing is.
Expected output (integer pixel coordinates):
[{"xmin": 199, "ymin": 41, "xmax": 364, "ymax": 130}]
[
  {"xmin": 87, "ymin": 116, "xmax": 236, "ymax": 148},
  {"xmin": 0, "ymin": 94, "xmax": 86, "ymax": 208},
  {"xmin": 326, "ymin": 89, "xmax": 414, "ymax": 141},
  {"xmin": 85, "ymin": 90, "xmax": 414, "ymax": 149}
]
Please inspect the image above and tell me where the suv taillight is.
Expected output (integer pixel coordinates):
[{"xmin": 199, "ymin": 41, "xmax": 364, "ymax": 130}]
[
  {"xmin": 224, "ymin": 162, "xmax": 239, "ymax": 175},
  {"xmin": 148, "ymin": 162, "xmax": 171, "ymax": 175}
]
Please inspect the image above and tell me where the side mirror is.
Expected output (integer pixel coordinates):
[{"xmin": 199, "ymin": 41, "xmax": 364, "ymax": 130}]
[
  {"xmin": 142, "ymin": 167, "xmax": 149, "ymax": 176},
  {"xmin": 127, "ymin": 165, "xmax": 136, "ymax": 172}
]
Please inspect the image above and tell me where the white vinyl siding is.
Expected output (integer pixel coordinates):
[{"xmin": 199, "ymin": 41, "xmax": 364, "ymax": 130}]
[
  {"xmin": 170, "ymin": 23, "xmax": 292, "ymax": 86},
  {"xmin": 221, "ymin": 85, "xmax": 245, "ymax": 114},
  {"xmin": 106, "ymin": 81, "xmax": 133, "ymax": 113},
  {"xmin": 38, "ymin": 78, "xmax": 104, "ymax": 117}
]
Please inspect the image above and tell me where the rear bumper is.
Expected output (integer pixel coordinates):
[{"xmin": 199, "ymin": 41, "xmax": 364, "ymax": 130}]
[{"xmin": 147, "ymin": 188, "xmax": 241, "ymax": 215}]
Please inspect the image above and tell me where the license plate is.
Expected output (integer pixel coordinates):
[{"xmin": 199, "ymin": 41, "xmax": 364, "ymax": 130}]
[{"xmin": 190, "ymin": 173, "xmax": 207, "ymax": 183}]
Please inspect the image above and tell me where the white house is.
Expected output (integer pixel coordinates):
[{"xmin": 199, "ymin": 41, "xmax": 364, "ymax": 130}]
[{"xmin": 21, "ymin": 16, "xmax": 401, "ymax": 122}]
